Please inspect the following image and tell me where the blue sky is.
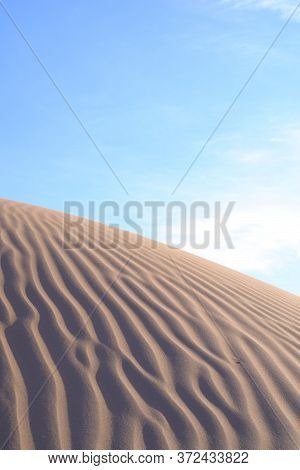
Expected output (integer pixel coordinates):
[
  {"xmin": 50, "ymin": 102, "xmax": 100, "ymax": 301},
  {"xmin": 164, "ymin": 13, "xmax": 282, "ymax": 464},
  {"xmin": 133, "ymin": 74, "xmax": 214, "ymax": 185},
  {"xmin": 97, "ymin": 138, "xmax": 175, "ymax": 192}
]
[{"xmin": 1, "ymin": 0, "xmax": 299, "ymax": 294}]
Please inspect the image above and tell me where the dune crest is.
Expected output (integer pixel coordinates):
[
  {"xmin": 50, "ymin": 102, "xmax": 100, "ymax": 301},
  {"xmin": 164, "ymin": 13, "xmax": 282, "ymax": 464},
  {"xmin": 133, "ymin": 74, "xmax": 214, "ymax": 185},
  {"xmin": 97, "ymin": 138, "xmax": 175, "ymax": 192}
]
[{"xmin": 0, "ymin": 199, "xmax": 299, "ymax": 450}]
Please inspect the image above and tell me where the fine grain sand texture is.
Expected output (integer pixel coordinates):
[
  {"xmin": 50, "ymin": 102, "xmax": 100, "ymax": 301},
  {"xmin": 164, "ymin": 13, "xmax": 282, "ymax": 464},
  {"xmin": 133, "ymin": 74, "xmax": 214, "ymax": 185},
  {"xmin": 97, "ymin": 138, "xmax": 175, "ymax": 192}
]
[{"xmin": 0, "ymin": 199, "xmax": 299, "ymax": 450}]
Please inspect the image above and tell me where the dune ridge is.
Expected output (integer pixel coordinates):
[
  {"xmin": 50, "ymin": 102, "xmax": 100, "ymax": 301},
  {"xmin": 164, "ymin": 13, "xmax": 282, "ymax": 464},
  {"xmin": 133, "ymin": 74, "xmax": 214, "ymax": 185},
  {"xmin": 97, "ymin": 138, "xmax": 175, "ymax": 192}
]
[{"xmin": 0, "ymin": 199, "xmax": 299, "ymax": 450}]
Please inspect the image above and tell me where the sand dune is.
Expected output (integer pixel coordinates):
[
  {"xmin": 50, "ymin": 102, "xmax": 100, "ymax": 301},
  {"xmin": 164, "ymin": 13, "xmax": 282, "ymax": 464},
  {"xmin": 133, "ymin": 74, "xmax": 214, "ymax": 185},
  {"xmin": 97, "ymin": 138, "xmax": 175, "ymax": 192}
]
[{"xmin": 0, "ymin": 198, "xmax": 299, "ymax": 450}]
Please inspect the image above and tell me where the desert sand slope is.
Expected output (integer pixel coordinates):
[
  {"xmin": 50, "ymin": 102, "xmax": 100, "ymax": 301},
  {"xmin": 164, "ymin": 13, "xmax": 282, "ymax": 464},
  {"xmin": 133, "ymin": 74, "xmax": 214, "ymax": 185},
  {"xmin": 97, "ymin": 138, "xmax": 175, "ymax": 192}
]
[{"xmin": 0, "ymin": 199, "xmax": 299, "ymax": 450}]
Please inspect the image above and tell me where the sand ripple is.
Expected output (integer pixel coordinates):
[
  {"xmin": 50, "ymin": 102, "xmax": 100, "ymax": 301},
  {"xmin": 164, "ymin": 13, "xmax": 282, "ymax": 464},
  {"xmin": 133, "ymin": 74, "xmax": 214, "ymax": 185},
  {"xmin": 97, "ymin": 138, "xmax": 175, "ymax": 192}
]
[{"xmin": 0, "ymin": 199, "xmax": 299, "ymax": 449}]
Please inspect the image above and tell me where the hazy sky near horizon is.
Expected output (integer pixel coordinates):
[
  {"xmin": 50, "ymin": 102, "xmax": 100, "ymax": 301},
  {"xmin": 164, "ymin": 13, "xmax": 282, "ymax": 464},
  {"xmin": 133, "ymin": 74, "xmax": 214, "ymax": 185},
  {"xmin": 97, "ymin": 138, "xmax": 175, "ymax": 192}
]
[{"xmin": 1, "ymin": 0, "xmax": 299, "ymax": 294}]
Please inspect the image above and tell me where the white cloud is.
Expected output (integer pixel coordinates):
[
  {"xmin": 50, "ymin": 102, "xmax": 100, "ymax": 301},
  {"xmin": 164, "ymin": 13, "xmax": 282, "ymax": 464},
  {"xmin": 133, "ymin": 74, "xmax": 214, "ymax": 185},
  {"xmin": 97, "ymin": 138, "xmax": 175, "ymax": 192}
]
[
  {"xmin": 188, "ymin": 203, "xmax": 300, "ymax": 274},
  {"xmin": 222, "ymin": 0, "xmax": 300, "ymax": 20},
  {"xmin": 224, "ymin": 122, "xmax": 300, "ymax": 164},
  {"xmin": 156, "ymin": 198, "xmax": 299, "ymax": 276},
  {"xmin": 269, "ymin": 125, "xmax": 300, "ymax": 160},
  {"xmin": 230, "ymin": 149, "xmax": 271, "ymax": 163},
  {"xmin": 182, "ymin": 123, "xmax": 300, "ymax": 280}
]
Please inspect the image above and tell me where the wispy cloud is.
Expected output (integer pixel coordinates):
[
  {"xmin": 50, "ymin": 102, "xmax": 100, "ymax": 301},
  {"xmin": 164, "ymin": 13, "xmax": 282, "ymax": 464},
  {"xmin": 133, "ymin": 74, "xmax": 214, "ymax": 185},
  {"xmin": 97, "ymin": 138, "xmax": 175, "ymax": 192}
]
[
  {"xmin": 269, "ymin": 124, "xmax": 300, "ymax": 159},
  {"xmin": 192, "ymin": 202, "xmax": 300, "ymax": 274},
  {"xmin": 230, "ymin": 149, "xmax": 271, "ymax": 163},
  {"xmin": 182, "ymin": 122, "xmax": 300, "ymax": 289},
  {"xmin": 223, "ymin": 122, "xmax": 300, "ymax": 164},
  {"xmin": 222, "ymin": 0, "xmax": 300, "ymax": 20}
]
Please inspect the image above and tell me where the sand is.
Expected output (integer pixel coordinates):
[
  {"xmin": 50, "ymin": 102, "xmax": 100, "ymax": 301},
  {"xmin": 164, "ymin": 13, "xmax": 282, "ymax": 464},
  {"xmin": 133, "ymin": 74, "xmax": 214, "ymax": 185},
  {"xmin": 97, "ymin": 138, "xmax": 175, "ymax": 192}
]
[{"xmin": 0, "ymin": 198, "xmax": 299, "ymax": 450}]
